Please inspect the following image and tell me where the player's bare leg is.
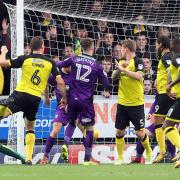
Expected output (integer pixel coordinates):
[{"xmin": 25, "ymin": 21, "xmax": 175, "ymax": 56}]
[
  {"xmin": 136, "ymin": 130, "xmax": 152, "ymax": 164},
  {"xmin": 153, "ymin": 116, "xmax": 166, "ymax": 163},
  {"xmin": 25, "ymin": 120, "xmax": 35, "ymax": 165},
  {"xmin": 115, "ymin": 129, "xmax": 125, "ymax": 165},
  {"xmin": 40, "ymin": 122, "xmax": 63, "ymax": 165}
]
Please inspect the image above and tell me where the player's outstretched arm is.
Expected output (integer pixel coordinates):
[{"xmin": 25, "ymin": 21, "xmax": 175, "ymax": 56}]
[
  {"xmin": 55, "ymin": 75, "xmax": 67, "ymax": 108},
  {"xmin": 44, "ymin": 85, "xmax": 50, "ymax": 105},
  {"xmin": 98, "ymin": 64, "xmax": 109, "ymax": 89},
  {"xmin": 0, "ymin": 46, "xmax": 10, "ymax": 67}
]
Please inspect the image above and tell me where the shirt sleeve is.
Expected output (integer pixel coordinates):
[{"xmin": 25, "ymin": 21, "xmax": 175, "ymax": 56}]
[
  {"xmin": 97, "ymin": 64, "xmax": 109, "ymax": 89},
  {"xmin": 48, "ymin": 74, "xmax": 56, "ymax": 86},
  {"xmin": 9, "ymin": 55, "xmax": 26, "ymax": 68},
  {"xmin": 51, "ymin": 61, "xmax": 60, "ymax": 78},
  {"xmin": 134, "ymin": 58, "xmax": 144, "ymax": 72},
  {"xmin": 161, "ymin": 56, "xmax": 172, "ymax": 70},
  {"xmin": 56, "ymin": 57, "xmax": 74, "ymax": 68}
]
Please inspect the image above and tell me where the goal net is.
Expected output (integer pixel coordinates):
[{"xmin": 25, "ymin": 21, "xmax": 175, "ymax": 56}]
[{"xmin": 3, "ymin": 0, "xmax": 179, "ymax": 164}]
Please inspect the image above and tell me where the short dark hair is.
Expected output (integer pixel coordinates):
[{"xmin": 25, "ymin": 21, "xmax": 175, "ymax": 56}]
[
  {"xmin": 30, "ymin": 36, "xmax": 44, "ymax": 51},
  {"xmin": 171, "ymin": 38, "xmax": 180, "ymax": 53},
  {"xmin": 157, "ymin": 36, "xmax": 170, "ymax": 49},
  {"xmin": 80, "ymin": 38, "xmax": 94, "ymax": 51},
  {"xmin": 122, "ymin": 39, "xmax": 136, "ymax": 52}
]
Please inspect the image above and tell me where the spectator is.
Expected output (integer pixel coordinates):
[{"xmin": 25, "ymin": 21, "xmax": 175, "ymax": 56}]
[
  {"xmin": 135, "ymin": 32, "xmax": 149, "ymax": 58},
  {"xmin": 142, "ymin": 54, "xmax": 156, "ymax": 81},
  {"xmin": 93, "ymin": 20, "xmax": 111, "ymax": 49},
  {"xmin": 91, "ymin": 0, "xmax": 103, "ymax": 14},
  {"xmin": 157, "ymin": 26, "xmax": 171, "ymax": 38},
  {"xmin": 44, "ymin": 26, "xmax": 60, "ymax": 56},
  {"xmin": 0, "ymin": 18, "xmax": 10, "ymax": 53},
  {"xmin": 24, "ymin": 43, "xmax": 31, "ymax": 55},
  {"xmin": 96, "ymin": 32, "xmax": 114, "ymax": 61},
  {"xmin": 40, "ymin": 12, "xmax": 56, "ymax": 27},
  {"xmin": 144, "ymin": 79, "xmax": 153, "ymax": 95},
  {"xmin": 94, "ymin": 20, "xmax": 109, "ymax": 38},
  {"xmin": 112, "ymin": 43, "xmax": 122, "ymax": 61},
  {"xmin": 73, "ymin": 24, "xmax": 88, "ymax": 55},
  {"xmin": 64, "ymin": 44, "xmax": 74, "ymax": 57},
  {"xmin": 62, "ymin": 20, "xmax": 74, "ymax": 44}
]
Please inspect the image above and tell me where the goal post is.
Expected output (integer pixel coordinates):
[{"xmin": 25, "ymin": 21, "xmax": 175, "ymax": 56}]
[{"xmin": 3, "ymin": 0, "xmax": 25, "ymax": 163}]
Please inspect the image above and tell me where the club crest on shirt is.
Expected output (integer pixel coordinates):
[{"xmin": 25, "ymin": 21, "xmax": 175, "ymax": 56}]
[
  {"xmin": 176, "ymin": 58, "xmax": 180, "ymax": 64},
  {"xmin": 138, "ymin": 64, "xmax": 143, "ymax": 70},
  {"xmin": 166, "ymin": 60, "xmax": 171, "ymax": 65}
]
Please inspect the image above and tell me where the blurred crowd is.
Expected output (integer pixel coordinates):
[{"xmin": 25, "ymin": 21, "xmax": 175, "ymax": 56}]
[{"xmin": 1, "ymin": 0, "xmax": 180, "ymax": 96}]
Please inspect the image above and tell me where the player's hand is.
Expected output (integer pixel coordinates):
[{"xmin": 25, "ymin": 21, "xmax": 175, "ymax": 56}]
[
  {"xmin": 1, "ymin": 46, "xmax": 8, "ymax": 55},
  {"xmin": 101, "ymin": 91, "xmax": 111, "ymax": 98},
  {"xmin": 115, "ymin": 60, "xmax": 125, "ymax": 72},
  {"xmin": 59, "ymin": 97, "xmax": 67, "ymax": 109}
]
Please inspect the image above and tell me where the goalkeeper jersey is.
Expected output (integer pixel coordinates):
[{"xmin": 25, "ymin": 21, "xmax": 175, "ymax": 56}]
[{"xmin": 117, "ymin": 56, "xmax": 144, "ymax": 106}]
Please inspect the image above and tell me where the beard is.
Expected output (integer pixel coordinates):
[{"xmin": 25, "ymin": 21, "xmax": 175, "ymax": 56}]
[{"xmin": 157, "ymin": 47, "xmax": 162, "ymax": 60}]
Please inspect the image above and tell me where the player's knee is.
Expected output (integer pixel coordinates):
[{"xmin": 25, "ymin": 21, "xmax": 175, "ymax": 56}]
[
  {"xmin": 25, "ymin": 120, "xmax": 35, "ymax": 131},
  {"xmin": 154, "ymin": 116, "xmax": 165, "ymax": 125},
  {"xmin": 85, "ymin": 125, "xmax": 94, "ymax": 131},
  {"xmin": 162, "ymin": 120, "xmax": 175, "ymax": 130},
  {"xmin": 135, "ymin": 130, "xmax": 145, "ymax": 139},
  {"xmin": 116, "ymin": 129, "xmax": 125, "ymax": 137}
]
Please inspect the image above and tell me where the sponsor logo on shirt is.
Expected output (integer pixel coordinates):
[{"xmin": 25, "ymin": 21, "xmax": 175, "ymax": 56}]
[
  {"xmin": 81, "ymin": 118, "xmax": 92, "ymax": 123},
  {"xmin": 176, "ymin": 58, "xmax": 180, "ymax": 64},
  {"xmin": 138, "ymin": 64, "xmax": 143, "ymax": 70},
  {"xmin": 166, "ymin": 60, "xmax": 171, "ymax": 65}
]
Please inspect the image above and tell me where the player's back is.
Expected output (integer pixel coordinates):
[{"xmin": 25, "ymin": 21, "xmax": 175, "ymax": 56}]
[
  {"xmin": 69, "ymin": 54, "xmax": 107, "ymax": 102},
  {"xmin": 15, "ymin": 54, "xmax": 57, "ymax": 98}
]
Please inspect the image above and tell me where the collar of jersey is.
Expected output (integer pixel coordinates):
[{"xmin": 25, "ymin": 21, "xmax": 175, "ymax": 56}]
[{"xmin": 81, "ymin": 53, "xmax": 96, "ymax": 61}]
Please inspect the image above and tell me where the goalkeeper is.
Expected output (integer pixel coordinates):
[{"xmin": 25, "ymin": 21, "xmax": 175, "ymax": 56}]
[{"xmin": 0, "ymin": 36, "xmax": 67, "ymax": 165}]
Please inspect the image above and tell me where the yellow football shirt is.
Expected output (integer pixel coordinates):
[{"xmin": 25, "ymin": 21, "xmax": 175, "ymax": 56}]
[
  {"xmin": 9, "ymin": 54, "xmax": 60, "ymax": 98},
  {"xmin": 157, "ymin": 52, "xmax": 172, "ymax": 94},
  {"xmin": 117, "ymin": 57, "xmax": 144, "ymax": 106},
  {"xmin": 170, "ymin": 55, "xmax": 180, "ymax": 98},
  {"xmin": 0, "ymin": 67, "xmax": 4, "ymax": 95}
]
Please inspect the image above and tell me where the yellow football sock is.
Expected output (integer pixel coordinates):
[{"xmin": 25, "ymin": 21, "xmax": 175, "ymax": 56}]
[
  {"xmin": 26, "ymin": 131, "xmax": 35, "ymax": 161},
  {"xmin": 140, "ymin": 134, "xmax": 151, "ymax": 152},
  {"xmin": 116, "ymin": 136, "xmax": 125, "ymax": 160},
  {"xmin": 165, "ymin": 127, "xmax": 180, "ymax": 151},
  {"xmin": 155, "ymin": 125, "xmax": 166, "ymax": 154},
  {"xmin": 0, "ymin": 105, "xmax": 6, "ymax": 117}
]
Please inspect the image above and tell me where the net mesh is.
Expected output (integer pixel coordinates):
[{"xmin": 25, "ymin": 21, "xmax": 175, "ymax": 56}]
[
  {"xmin": 24, "ymin": 0, "xmax": 180, "ymax": 27},
  {"xmin": 4, "ymin": 0, "xmax": 179, "ymax": 164}
]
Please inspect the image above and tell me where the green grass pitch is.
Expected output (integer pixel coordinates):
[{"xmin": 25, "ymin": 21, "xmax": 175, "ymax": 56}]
[{"xmin": 0, "ymin": 164, "xmax": 179, "ymax": 180}]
